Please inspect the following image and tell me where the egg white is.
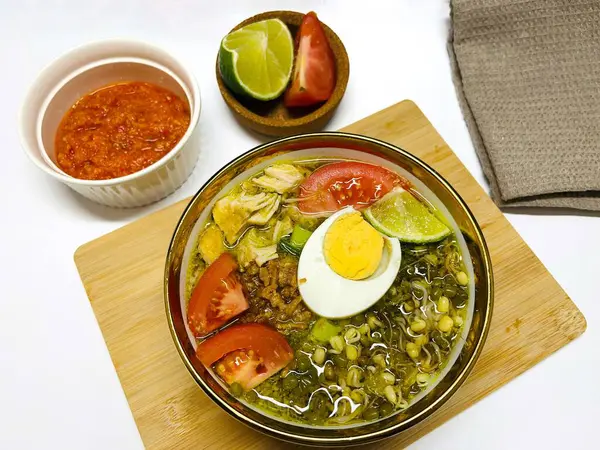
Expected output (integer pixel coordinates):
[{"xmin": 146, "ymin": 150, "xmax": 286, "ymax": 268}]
[{"xmin": 297, "ymin": 206, "xmax": 402, "ymax": 319}]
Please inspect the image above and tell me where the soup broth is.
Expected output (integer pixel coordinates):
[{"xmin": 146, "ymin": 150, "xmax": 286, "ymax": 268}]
[{"xmin": 183, "ymin": 156, "xmax": 472, "ymax": 426}]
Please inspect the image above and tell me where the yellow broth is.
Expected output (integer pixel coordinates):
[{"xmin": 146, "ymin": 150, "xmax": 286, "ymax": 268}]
[{"xmin": 184, "ymin": 158, "xmax": 470, "ymax": 425}]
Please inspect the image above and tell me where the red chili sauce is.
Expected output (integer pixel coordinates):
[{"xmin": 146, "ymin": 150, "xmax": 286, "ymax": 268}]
[{"xmin": 55, "ymin": 81, "xmax": 190, "ymax": 180}]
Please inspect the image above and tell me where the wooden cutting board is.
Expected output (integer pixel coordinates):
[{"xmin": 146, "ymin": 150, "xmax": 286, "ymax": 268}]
[{"xmin": 74, "ymin": 100, "xmax": 586, "ymax": 449}]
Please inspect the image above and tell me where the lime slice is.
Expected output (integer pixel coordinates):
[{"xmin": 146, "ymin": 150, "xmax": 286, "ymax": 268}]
[
  {"xmin": 364, "ymin": 188, "xmax": 451, "ymax": 243},
  {"xmin": 219, "ymin": 19, "xmax": 294, "ymax": 101}
]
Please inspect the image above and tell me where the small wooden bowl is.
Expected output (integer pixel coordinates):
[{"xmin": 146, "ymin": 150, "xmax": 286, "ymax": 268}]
[{"xmin": 216, "ymin": 10, "xmax": 350, "ymax": 137}]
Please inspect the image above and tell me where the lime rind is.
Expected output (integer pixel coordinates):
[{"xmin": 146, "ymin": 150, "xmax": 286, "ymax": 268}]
[
  {"xmin": 219, "ymin": 19, "xmax": 293, "ymax": 101},
  {"xmin": 364, "ymin": 188, "xmax": 452, "ymax": 243}
]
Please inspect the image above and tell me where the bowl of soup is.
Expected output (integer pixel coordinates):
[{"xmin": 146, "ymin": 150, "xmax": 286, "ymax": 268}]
[
  {"xmin": 164, "ymin": 132, "xmax": 493, "ymax": 445},
  {"xmin": 18, "ymin": 39, "xmax": 201, "ymax": 208}
]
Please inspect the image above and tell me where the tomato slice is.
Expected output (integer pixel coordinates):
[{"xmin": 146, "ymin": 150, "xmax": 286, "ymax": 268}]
[
  {"xmin": 187, "ymin": 253, "xmax": 249, "ymax": 337},
  {"xmin": 196, "ymin": 323, "xmax": 294, "ymax": 390},
  {"xmin": 298, "ymin": 161, "xmax": 411, "ymax": 215},
  {"xmin": 284, "ymin": 11, "xmax": 335, "ymax": 108}
]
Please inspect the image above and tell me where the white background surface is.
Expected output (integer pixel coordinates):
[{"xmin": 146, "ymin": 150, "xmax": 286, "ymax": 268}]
[{"xmin": 1, "ymin": 1, "xmax": 598, "ymax": 449}]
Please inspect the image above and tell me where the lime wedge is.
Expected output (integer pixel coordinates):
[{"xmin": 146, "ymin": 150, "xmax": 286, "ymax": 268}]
[
  {"xmin": 219, "ymin": 19, "xmax": 294, "ymax": 101},
  {"xmin": 364, "ymin": 188, "xmax": 451, "ymax": 243}
]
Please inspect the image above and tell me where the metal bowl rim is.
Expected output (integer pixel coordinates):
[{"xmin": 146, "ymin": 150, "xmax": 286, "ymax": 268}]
[{"xmin": 164, "ymin": 131, "xmax": 494, "ymax": 446}]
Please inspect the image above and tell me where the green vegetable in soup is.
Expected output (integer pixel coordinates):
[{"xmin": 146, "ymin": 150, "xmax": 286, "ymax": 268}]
[
  {"xmin": 310, "ymin": 318, "xmax": 342, "ymax": 344},
  {"xmin": 278, "ymin": 224, "xmax": 312, "ymax": 257},
  {"xmin": 290, "ymin": 225, "xmax": 312, "ymax": 248},
  {"xmin": 278, "ymin": 237, "xmax": 301, "ymax": 257}
]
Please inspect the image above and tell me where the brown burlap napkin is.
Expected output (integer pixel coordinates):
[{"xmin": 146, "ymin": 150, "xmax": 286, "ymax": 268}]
[{"xmin": 449, "ymin": 0, "xmax": 600, "ymax": 210}]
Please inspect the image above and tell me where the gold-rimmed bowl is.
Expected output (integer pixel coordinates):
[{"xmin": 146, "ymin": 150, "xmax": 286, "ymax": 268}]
[{"xmin": 164, "ymin": 132, "xmax": 493, "ymax": 446}]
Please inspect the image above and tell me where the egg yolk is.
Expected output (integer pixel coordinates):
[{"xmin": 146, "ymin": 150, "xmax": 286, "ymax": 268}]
[{"xmin": 323, "ymin": 212, "xmax": 384, "ymax": 280}]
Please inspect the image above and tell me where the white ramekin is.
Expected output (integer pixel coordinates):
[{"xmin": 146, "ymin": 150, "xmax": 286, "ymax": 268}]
[{"xmin": 18, "ymin": 39, "xmax": 201, "ymax": 208}]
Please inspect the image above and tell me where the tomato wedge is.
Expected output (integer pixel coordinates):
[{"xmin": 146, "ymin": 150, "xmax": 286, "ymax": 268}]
[
  {"xmin": 196, "ymin": 323, "xmax": 294, "ymax": 390},
  {"xmin": 187, "ymin": 253, "xmax": 248, "ymax": 337},
  {"xmin": 298, "ymin": 161, "xmax": 411, "ymax": 215},
  {"xmin": 284, "ymin": 11, "xmax": 335, "ymax": 107}
]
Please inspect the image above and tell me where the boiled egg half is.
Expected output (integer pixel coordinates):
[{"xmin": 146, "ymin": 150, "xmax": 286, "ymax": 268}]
[{"xmin": 298, "ymin": 206, "xmax": 401, "ymax": 318}]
